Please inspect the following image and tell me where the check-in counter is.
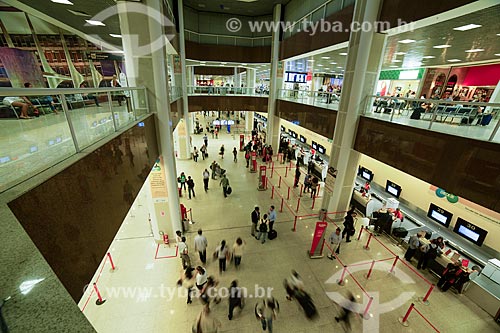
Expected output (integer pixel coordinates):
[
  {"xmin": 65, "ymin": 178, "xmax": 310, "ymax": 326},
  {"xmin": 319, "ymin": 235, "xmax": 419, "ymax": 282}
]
[{"xmin": 465, "ymin": 275, "xmax": 500, "ymax": 318}]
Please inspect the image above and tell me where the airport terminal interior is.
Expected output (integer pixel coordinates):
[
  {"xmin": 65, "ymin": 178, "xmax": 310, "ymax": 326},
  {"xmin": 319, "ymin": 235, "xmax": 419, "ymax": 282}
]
[{"xmin": 1, "ymin": 0, "xmax": 500, "ymax": 332}]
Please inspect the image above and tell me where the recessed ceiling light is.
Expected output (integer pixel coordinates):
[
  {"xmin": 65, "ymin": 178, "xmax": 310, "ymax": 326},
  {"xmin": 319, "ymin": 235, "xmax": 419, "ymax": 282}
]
[
  {"xmin": 109, "ymin": 34, "xmax": 122, "ymax": 38},
  {"xmin": 433, "ymin": 44, "xmax": 451, "ymax": 49},
  {"xmin": 389, "ymin": 65, "xmax": 399, "ymax": 68},
  {"xmin": 495, "ymin": 54, "xmax": 500, "ymax": 56},
  {"xmin": 67, "ymin": 9, "xmax": 90, "ymax": 17},
  {"xmin": 447, "ymin": 59, "xmax": 461, "ymax": 62},
  {"xmin": 321, "ymin": 56, "xmax": 330, "ymax": 59},
  {"xmin": 392, "ymin": 59, "xmax": 402, "ymax": 62},
  {"xmin": 85, "ymin": 20, "xmax": 105, "ymax": 26},
  {"xmin": 339, "ymin": 52, "xmax": 348, "ymax": 55},
  {"xmin": 337, "ymin": 66, "xmax": 342, "ymax": 68},
  {"xmin": 398, "ymin": 39, "xmax": 416, "ymax": 44},
  {"xmin": 422, "ymin": 56, "xmax": 435, "ymax": 59},
  {"xmin": 51, "ymin": 0, "xmax": 73, "ymax": 4},
  {"xmin": 317, "ymin": 64, "xmax": 323, "ymax": 66},
  {"xmin": 394, "ymin": 52, "xmax": 406, "ymax": 55},
  {"xmin": 307, "ymin": 59, "xmax": 314, "ymax": 62},
  {"xmin": 453, "ymin": 24, "xmax": 481, "ymax": 31},
  {"xmin": 465, "ymin": 48, "xmax": 484, "ymax": 52},
  {"xmin": 221, "ymin": 62, "xmax": 227, "ymax": 64},
  {"xmin": 330, "ymin": 62, "xmax": 337, "ymax": 65}
]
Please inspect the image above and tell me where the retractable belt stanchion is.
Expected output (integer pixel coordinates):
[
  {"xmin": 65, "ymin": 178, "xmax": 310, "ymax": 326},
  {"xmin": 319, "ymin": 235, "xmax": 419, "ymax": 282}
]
[
  {"xmin": 338, "ymin": 266, "xmax": 348, "ymax": 286},
  {"xmin": 419, "ymin": 284, "xmax": 435, "ymax": 306},
  {"xmin": 389, "ymin": 256, "xmax": 399, "ymax": 274},
  {"xmin": 287, "ymin": 186, "xmax": 291, "ymax": 200},
  {"xmin": 296, "ymin": 198, "xmax": 301, "ymax": 212},
  {"xmin": 93, "ymin": 283, "xmax": 106, "ymax": 305},
  {"xmin": 357, "ymin": 225, "xmax": 364, "ymax": 241},
  {"xmin": 280, "ymin": 198, "xmax": 284, "ymax": 212},
  {"xmin": 293, "ymin": 216, "xmax": 298, "ymax": 232},
  {"xmin": 365, "ymin": 260, "xmax": 376, "ymax": 279},
  {"xmin": 271, "ymin": 186, "xmax": 275, "ymax": 199},
  {"xmin": 398, "ymin": 303, "xmax": 414, "ymax": 327},
  {"xmin": 363, "ymin": 297, "xmax": 374, "ymax": 320},
  {"xmin": 364, "ymin": 232, "xmax": 373, "ymax": 250},
  {"xmin": 107, "ymin": 253, "xmax": 116, "ymax": 271}
]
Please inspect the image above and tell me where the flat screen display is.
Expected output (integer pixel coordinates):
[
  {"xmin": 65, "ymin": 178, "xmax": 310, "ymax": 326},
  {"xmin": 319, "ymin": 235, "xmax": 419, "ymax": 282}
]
[
  {"xmin": 358, "ymin": 167, "xmax": 373, "ymax": 181},
  {"xmin": 288, "ymin": 129, "xmax": 292, "ymax": 135},
  {"xmin": 311, "ymin": 141, "xmax": 318, "ymax": 150},
  {"xmin": 291, "ymin": 131, "xmax": 298, "ymax": 139},
  {"xmin": 281, "ymin": 126, "xmax": 285, "ymax": 132},
  {"xmin": 285, "ymin": 72, "xmax": 307, "ymax": 83},
  {"xmin": 299, "ymin": 135, "xmax": 306, "ymax": 143},
  {"xmin": 385, "ymin": 180, "xmax": 402, "ymax": 198},
  {"xmin": 317, "ymin": 145, "xmax": 325, "ymax": 154},
  {"xmin": 453, "ymin": 218, "xmax": 487, "ymax": 246},
  {"xmin": 427, "ymin": 203, "xmax": 452, "ymax": 228}
]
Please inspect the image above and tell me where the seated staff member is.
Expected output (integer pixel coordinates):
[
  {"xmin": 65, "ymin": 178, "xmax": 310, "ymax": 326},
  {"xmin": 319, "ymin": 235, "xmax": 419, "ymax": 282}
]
[
  {"xmin": 437, "ymin": 261, "xmax": 465, "ymax": 292},
  {"xmin": 417, "ymin": 237, "xmax": 444, "ymax": 270}
]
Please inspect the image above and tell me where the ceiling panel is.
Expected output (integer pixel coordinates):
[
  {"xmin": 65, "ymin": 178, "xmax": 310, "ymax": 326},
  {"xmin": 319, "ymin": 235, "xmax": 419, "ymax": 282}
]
[{"xmin": 184, "ymin": 0, "xmax": 291, "ymax": 17}]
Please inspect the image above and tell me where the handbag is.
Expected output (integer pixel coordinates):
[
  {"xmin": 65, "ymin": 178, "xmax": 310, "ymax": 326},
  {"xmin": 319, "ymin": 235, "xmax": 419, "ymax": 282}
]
[
  {"xmin": 349, "ymin": 228, "xmax": 356, "ymax": 237},
  {"xmin": 226, "ymin": 186, "xmax": 232, "ymax": 195}
]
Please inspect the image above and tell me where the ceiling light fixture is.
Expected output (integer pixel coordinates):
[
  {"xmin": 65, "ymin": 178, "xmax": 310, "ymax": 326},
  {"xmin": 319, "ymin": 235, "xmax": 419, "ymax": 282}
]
[
  {"xmin": 307, "ymin": 59, "xmax": 314, "ymax": 62},
  {"xmin": 447, "ymin": 59, "xmax": 461, "ymax": 62},
  {"xmin": 389, "ymin": 65, "xmax": 399, "ymax": 68},
  {"xmin": 317, "ymin": 64, "xmax": 323, "ymax": 66},
  {"xmin": 242, "ymin": 63, "xmax": 247, "ymax": 66},
  {"xmin": 337, "ymin": 66, "xmax": 342, "ymax": 68},
  {"xmin": 495, "ymin": 54, "xmax": 500, "ymax": 56},
  {"xmin": 394, "ymin": 52, "xmax": 406, "ymax": 55},
  {"xmin": 422, "ymin": 56, "xmax": 435, "ymax": 59},
  {"xmin": 433, "ymin": 44, "xmax": 452, "ymax": 49},
  {"xmin": 330, "ymin": 62, "xmax": 337, "ymax": 65},
  {"xmin": 85, "ymin": 20, "xmax": 105, "ymax": 26},
  {"xmin": 221, "ymin": 62, "xmax": 227, "ymax": 64},
  {"xmin": 51, "ymin": 0, "xmax": 73, "ymax": 4},
  {"xmin": 67, "ymin": 9, "xmax": 90, "ymax": 17},
  {"xmin": 398, "ymin": 39, "xmax": 416, "ymax": 44},
  {"xmin": 321, "ymin": 56, "xmax": 330, "ymax": 59},
  {"xmin": 392, "ymin": 60, "xmax": 402, "ymax": 62},
  {"xmin": 453, "ymin": 24, "xmax": 481, "ymax": 31},
  {"xmin": 465, "ymin": 48, "xmax": 484, "ymax": 52},
  {"xmin": 339, "ymin": 52, "xmax": 348, "ymax": 55},
  {"xmin": 109, "ymin": 34, "xmax": 122, "ymax": 38}
]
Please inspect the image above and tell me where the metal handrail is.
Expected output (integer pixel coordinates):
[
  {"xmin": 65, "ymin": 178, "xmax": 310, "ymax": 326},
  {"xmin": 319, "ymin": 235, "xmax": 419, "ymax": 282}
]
[
  {"xmin": 366, "ymin": 95, "xmax": 500, "ymax": 108},
  {"xmin": 0, "ymin": 86, "xmax": 146, "ymax": 96},
  {"xmin": 185, "ymin": 29, "xmax": 271, "ymax": 41}
]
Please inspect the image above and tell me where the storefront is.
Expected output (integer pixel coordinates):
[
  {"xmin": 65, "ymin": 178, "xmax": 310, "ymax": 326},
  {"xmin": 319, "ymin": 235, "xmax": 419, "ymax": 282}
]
[{"xmin": 376, "ymin": 68, "xmax": 425, "ymax": 97}]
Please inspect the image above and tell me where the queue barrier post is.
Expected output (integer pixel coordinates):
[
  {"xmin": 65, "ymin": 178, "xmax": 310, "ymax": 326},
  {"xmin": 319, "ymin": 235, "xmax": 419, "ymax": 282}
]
[
  {"xmin": 317, "ymin": 184, "xmax": 321, "ymax": 198},
  {"xmin": 280, "ymin": 198, "xmax": 284, "ymax": 213},
  {"xmin": 285, "ymin": 167, "xmax": 288, "ymax": 177},
  {"xmin": 106, "ymin": 252, "xmax": 116, "ymax": 271},
  {"xmin": 357, "ymin": 226, "xmax": 364, "ymax": 241},
  {"xmin": 363, "ymin": 297, "xmax": 374, "ymax": 320},
  {"xmin": 278, "ymin": 176, "xmax": 282, "ymax": 188},
  {"xmin": 338, "ymin": 265, "xmax": 348, "ymax": 286},
  {"xmin": 322, "ymin": 213, "xmax": 326, "ymax": 222},
  {"xmin": 271, "ymin": 162, "xmax": 274, "ymax": 177},
  {"xmin": 299, "ymin": 184, "xmax": 303, "ymax": 197},
  {"xmin": 419, "ymin": 284, "xmax": 435, "ymax": 306},
  {"xmin": 271, "ymin": 186, "xmax": 275, "ymax": 199},
  {"xmin": 364, "ymin": 232, "xmax": 373, "ymax": 250},
  {"xmin": 296, "ymin": 198, "xmax": 301, "ymax": 212},
  {"xmin": 389, "ymin": 256, "xmax": 399, "ymax": 274},
  {"xmin": 398, "ymin": 303, "xmax": 414, "ymax": 327},
  {"xmin": 287, "ymin": 186, "xmax": 291, "ymax": 200},
  {"xmin": 292, "ymin": 216, "xmax": 297, "ymax": 232},
  {"xmin": 311, "ymin": 196, "xmax": 316, "ymax": 210},
  {"xmin": 365, "ymin": 260, "xmax": 376, "ymax": 279},
  {"xmin": 93, "ymin": 283, "xmax": 106, "ymax": 305}
]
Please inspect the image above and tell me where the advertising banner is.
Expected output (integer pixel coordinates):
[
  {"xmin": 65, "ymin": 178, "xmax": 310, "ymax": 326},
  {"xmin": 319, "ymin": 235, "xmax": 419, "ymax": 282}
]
[{"xmin": 309, "ymin": 221, "xmax": 328, "ymax": 258}]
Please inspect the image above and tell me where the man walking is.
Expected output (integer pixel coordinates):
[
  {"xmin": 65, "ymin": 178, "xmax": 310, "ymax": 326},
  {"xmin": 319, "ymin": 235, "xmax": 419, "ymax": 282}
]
[
  {"xmin": 251, "ymin": 206, "xmax": 260, "ymax": 237},
  {"xmin": 294, "ymin": 166, "xmax": 301, "ymax": 187},
  {"xmin": 178, "ymin": 236, "xmax": 191, "ymax": 269},
  {"xmin": 233, "ymin": 147, "xmax": 238, "ymax": 162},
  {"xmin": 405, "ymin": 231, "xmax": 423, "ymax": 261},
  {"xmin": 203, "ymin": 134, "xmax": 208, "ymax": 148},
  {"xmin": 194, "ymin": 229, "xmax": 208, "ymax": 264},
  {"xmin": 342, "ymin": 211, "xmax": 356, "ymax": 243},
  {"xmin": 187, "ymin": 176, "xmax": 196, "ymax": 199},
  {"xmin": 203, "ymin": 169, "xmax": 210, "ymax": 192},
  {"xmin": 328, "ymin": 227, "xmax": 342, "ymax": 259},
  {"xmin": 200, "ymin": 144, "xmax": 207, "ymax": 160},
  {"xmin": 220, "ymin": 174, "xmax": 230, "ymax": 198},
  {"xmin": 268, "ymin": 205, "xmax": 277, "ymax": 232}
]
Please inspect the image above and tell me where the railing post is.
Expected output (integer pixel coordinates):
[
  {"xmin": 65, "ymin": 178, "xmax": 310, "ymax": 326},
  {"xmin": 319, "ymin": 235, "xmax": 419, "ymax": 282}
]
[
  {"xmin": 389, "ymin": 256, "xmax": 399, "ymax": 274},
  {"xmin": 365, "ymin": 260, "xmax": 375, "ymax": 279},
  {"xmin": 364, "ymin": 232, "xmax": 373, "ymax": 250},
  {"xmin": 398, "ymin": 303, "xmax": 414, "ymax": 327},
  {"xmin": 296, "ymin": 197, "xmax": 301, "ymax": 212},
  {"xmin": 59, "ymin": 94, "xmax": 80, "ymax": 153},
  {"xmin": 357, "ymin": 225, "xmax": 364, "ymax": 241},
  {"xmin": 292, "ymin": 216, "xmax": 297, "ymax": 232},
  {"xmin": 107, "ymin": 91, "xmax": 119, "ymax": 132}
]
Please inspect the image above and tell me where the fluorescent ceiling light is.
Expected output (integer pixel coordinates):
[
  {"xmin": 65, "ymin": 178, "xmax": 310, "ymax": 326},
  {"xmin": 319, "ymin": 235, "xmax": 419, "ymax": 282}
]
[
  {"xmin": 67, "ymin": 9, "xmax": 90, "ymax": 17},
  {"xmin": 339, "ymin": 52, "xmax": 348, "ymax": 55},
  {"xmin": 107, "ymin": 51, "xmax": 124, "ymax": 54},
  {"xmin": 85, "ymin": 20, "xmax": 105, "ymax": 26},
  {"xmin": 422, "ymin": 56, "xmax": 435, "ymax": 59},
  {"xmin": 109, "ymin": 34, "xmax": 122, "ymax": 38},
  {"xmin": 392, "ymin": 60, "xmax": 402, "ymax": 62},
  {"xmin": 389, "ymin": 65, "xmax": 399, "ymax": 68},
  {"xmin": 394, "ymin": 52, "xmax": 406, "ymax": 55},
  {"xmin": 51, "ymin": 0, "xmax": 73, "ymax": 4},
  {"xmin": 453, "ymin": 24, "xmax": 481, "ymax": 31},
  {"xmin": 221, "ymin": 62, "xmax": 227, "ymax": 64},
  {"xmin": 495, "ymin": 54, "xmax": 500, "ymax": 56},
  {"xmin": 433, "ymin": 44, "xmax": 451, "ymax": 49},
  {"xmin": 398, "ymin": 39, "xmax": 416, "ymax": 44},
  {"xmin": 330, "ymin": 62, "xmax": 337, "ymax": 65},
  {"xmin": 447, "ymin": 59, "xmax": 461, "ymax": 62},
  {"xmin": 465, "ymin": 48, "xmax": 484, "ymax": 52},
  {"xmin": 317, "ymin": 64, "xmax": 323, "ymax": 66},
  {"xmin": 336, "ymin": 66, "xmax": 342, "ymax": 68},
  {"xmin": 321, "ymin": 56, "xmax": 330, "ymax": 59},
  {"xmin": 242, "ymin": 63, "xmax": 247, "ymax": 65}
]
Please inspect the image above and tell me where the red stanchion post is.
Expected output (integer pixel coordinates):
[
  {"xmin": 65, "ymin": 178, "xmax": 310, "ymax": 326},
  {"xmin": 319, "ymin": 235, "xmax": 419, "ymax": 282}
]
[
  {"xmin": 311, "ymin": 196, "xmax": 316, "ymax": 210},
  {"xmin": 106, "ymin": 252, "xmax": 116, "ymax": 271},
  {"xmin": 365, "ymin": 260, "xmax": 375, "ymax": 279},
  {"xmin": 338, "ymin": 266, "xmax": 348, "ymax": 285},
  {"xmin": 285, "ymin": 167, "xmax": 288, "ymax": 177},
  {"xmin": 271, "ymin": 162, "xmax": 274, "ymax": 177},
  {"xmin": 363, "ymin": 296, "xmax": 374, "ymax": 319},
  {"xmin": 316, "ymin": 184, "xmax": 321, "ymax": 198},
  {"xmin": 389, "ymin": 256, "xmax": 399, "ymax": 274},
  {"xmin": 296, "ymin": 197, "xmax": 301, "ymax": 212},
  {"xmin": 357, "ymin": 226, "xmax": 364, "ymax": 241},
  {"xmin": 293, "ymin": 216, "xmax": 297, "ymax": 232},
  {"xmin": 364, "ymin": 232, "xmax": 373, "ymax": 250},
  {"xmin": 322, "ymin": 213, "xmax": 326, "ymax": 222},
  {"xmin": 287, "ymin": 186, "xmax": 291, "ymax": 200},
  {"xmin": 280, "ymin": 198, "xmax": 284, "ymax": 212},
  {"xmin": 278, "ymin": 176, "xmax": 282, "ymax": 188},
  {"xmin": 299, "ymin": 184, "xmax": 303, "ymax": 197},
  {"xmin": 93, "ymin": 283, "xmax": 106, "ymax": 305},
  {"xmin": 399, "ymin": 303, "xmax": 414, "ymax": 327},
  {"xmin": 271, "ymin": 186, "xmax": 275, "ymax": 199},
  {"xmin": 420, "ymin": 284, "xmax": 435, "ymax": 306}
]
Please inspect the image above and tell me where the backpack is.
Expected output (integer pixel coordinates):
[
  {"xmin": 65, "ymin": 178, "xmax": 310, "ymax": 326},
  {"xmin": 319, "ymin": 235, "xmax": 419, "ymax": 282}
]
[{"xmin": 259, "ymin": 221, "xmax": 268, "ymax": 232}]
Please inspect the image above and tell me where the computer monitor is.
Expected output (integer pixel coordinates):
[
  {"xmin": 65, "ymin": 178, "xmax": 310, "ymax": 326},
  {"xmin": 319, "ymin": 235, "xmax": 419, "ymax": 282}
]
[
  {"xmin": 317, "ymin": 145, "xmax": 325, "ymax": 154},
  {"xmin": 299, "ymin": 135, "xmax": 306, "ymax": 143},
  {"xmin": 311, "ymin": 141, "xmax": 318, "ymax": 150},
  {"xmin": 291, "ymin": 131, "xmax": 298, "ymax": 138},
  {"xmin": 453, "ymin": 218, "xmax": 487, "ymax": 246},
  {"xmin": 358, "ymin": 166, "xmax": 373, "ymax": 182},
  {"xmin": 385, "ymin": 180, "xmax": 402, "ymax": 198},
  {"xmin": 427, "ymin": 203, "xmax": 452, "ymax": 228},
  {"xmin": 281, "ymin": 125, "xmax": 285, "ymax": 132}
]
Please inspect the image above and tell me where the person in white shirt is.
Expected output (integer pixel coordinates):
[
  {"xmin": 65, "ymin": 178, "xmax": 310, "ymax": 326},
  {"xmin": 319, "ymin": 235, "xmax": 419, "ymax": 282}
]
[
  {"xmin": 328, "ymin": 228, "xmax": 342, "ymax": 260},
  {"xmin": 215, "ymin": 240, "xmax": 230, "ymax": 273},
  {"xmin": 194, "ymin": 229, "xmax": 208, "ymax": 264},
  {"xmin": 232, "ymin": 238, "xmax": 246, "ymax": 269},
  {"xmin": 178, "ymin": 236, "xmax": 191, "ymax": 269},
  {"xmin": 195, "ymin": 266, "xmax": 208, "ymax": 291},
  {"xmin": 203, "ymin": 169, "xmax": 210, "ymax": 192},
  {"xmin": 268, "ymin": 206, "xmax": 277, "ymax": 232}
]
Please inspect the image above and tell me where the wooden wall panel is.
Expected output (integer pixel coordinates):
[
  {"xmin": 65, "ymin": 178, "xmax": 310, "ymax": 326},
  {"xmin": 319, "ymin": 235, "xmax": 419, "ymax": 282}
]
[
  {"xmin": 194, "ymin": 67, "xmax": 246, "ymax": 76},
  {"xmin": 186, "ymin": 41, "xmax": 271, "ymax": 63},
  {"xmin": 187, "ymin": 95, "xmax": 268, "ymax": 112}
]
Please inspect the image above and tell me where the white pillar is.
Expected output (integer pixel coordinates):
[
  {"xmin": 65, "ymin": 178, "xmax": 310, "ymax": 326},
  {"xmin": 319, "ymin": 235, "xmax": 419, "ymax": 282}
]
[
  {"xmin": 178, "ymin": 0, "xmax": 192, "ymax": 158},
  {"xmin": 246, "ymin": 111, "xmax": 254, "ymax": 132},
  {"xmin": 266, "ymin": 4, "xmax": 282, "ymax": 152},
  {"xmin": 323, "ymin": 0, "xmax": 385, "ymax": 212}
]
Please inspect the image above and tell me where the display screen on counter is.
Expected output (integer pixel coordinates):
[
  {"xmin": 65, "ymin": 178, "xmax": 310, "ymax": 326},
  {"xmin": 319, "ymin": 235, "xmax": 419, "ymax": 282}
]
[
  {"xmin": 358, "ymin": 166, "xmax": 373, "ymax": 181},
  {"xmin": 385, "ymin": 180, "xmax": 402, "ymax": 198},
  {"xmin": 300, "ymin": 135, "xmax": 306, "ymax": 143},
  {"xmin": 288, "ymin": 129, "xmax": 292, "ymax": 135},
  {"xmin": 453, "ymin": 218, "xmax": 487, "ymax": 246},
  {"xmin": 427, "ymin": 203, "xmax": 452, "ymax": 228},
  {"xmin": 311, "ymin": 141, "xmax": 318, "ymax": 150},
  {"xmin": 317, "ymin": 145, "xmax": 325, "ymax": 154},
  {"xmin": 291, "ymin": 131, "xmax": 298, "ymax": 138},
  {"xmin": 281, "ymin": 126, "xmax": 285, "ymax": 132}
]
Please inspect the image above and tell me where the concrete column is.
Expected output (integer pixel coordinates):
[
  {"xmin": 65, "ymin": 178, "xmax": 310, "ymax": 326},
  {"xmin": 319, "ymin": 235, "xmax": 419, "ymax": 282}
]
[
  {"xmin": 246, "ymin": 111, "xmax": 254, "ymax": 132},
  {"xmin": 323, "ymin": 0, "xmax": 385, "ymax": 213},
  {"xmin": 246, "ymin": 68, "xmax": 256, "ymax": 93},
  {"xmin": 266, "ymin": 4, "xmax": 282, "ymax": 152},
  {"xmin": 177, "ymin": 0, "xmax": 192, "ymax": 158},
  {"xmin": 119, "ymin": 0, "xmax": 182, "ymax": 234}
]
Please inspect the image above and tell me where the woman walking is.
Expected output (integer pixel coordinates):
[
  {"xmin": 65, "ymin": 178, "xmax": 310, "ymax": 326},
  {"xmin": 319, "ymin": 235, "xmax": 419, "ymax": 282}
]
[
  {"xmin": 232, "ymin": 238, "xmax": 246, "ymax": 269},
  {"xmin": 215, "ymin": 240, "xmax": 230, "ymax": 273}
]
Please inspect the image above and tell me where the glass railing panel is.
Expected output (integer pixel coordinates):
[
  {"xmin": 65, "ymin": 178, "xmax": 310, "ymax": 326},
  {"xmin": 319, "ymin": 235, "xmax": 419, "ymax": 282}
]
[
  {"xmin": 130, "ymin": 88, "xmax": 149, "ymax": 118},
  {"xmin": 108, "ymin": 89, "xmax": 136, "ymax": 131},
  {"xmin": 0, "ymin": 93, "xmax": 76, "ymax": 192},
  {"xmin": 277, "ymin": 89, "xmax": 340, "ymax": 110},
  {"xmin": 363, "ymin": 95, "xmax": 500, "ymax": 143},
  {"xmin": 185, "ymin": 86, "xmax": 269, "ymax": 97}
]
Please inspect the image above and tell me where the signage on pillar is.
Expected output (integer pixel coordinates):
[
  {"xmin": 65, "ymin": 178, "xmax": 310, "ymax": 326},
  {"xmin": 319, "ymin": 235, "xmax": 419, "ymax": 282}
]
[
  {"xmin": 277, "ymin": 61, "xmax": 284, "ymax": 78},
  {"xmin": 173, "ymin": 55, "xmax": 182, "ymax": 74},
  {"xmin": 309, "ymin": 221, "xmax": 328, "ymax": 258},
  {"xmin": 149, "ymin": 156, "xmax": 168, "ymax": 202}
]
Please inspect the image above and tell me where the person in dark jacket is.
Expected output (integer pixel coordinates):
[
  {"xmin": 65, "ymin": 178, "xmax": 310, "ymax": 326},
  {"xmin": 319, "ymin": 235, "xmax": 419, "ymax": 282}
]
[
  {"xmin": 187, "ymin": 176, "xmax": 195, "ymax": 199},
  {"xmin": 342, "ymin": 211, "xmax": 357, "ymax": 243},
  {"xmin": 294, "ymin": 167, "xmax": 301, "ymax": 187},
  {"xmin": 251, "ymin": 206, "xmax": 260, "ymax": 237}
]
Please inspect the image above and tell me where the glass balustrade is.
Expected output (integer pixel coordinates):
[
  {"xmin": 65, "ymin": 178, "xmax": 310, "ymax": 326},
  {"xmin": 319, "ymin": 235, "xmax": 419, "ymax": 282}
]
[
  {"xmin": 0, "ymin": 86, "xmax": 149, "ymax": 192},
  {"xmin": 185, "ymin": 86, "xmax": 269, "ymax": 96},
  {"xmin": 278, "ymin": 89, "xmax": 340, "ymax": 110}
]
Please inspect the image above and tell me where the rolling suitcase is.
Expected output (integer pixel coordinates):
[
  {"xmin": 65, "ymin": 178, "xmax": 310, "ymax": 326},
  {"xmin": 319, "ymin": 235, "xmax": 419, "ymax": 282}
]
[
  {"xmin": 481, "ymin": 114, "xmax": 492, "ymax": 126},
  {"xmin": 392, "ymin": 227, "xmax": 408, "ymax": 238},
  {"xmin": 268, "ymin": 229, "xmax": 277, "ymax": 240}
]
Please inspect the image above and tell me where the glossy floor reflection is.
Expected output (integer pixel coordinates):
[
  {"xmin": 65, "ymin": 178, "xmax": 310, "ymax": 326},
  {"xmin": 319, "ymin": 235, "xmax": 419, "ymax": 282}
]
[{"xmin": 79, "ymin": 127, "xmax": 499, "ymax": 333}]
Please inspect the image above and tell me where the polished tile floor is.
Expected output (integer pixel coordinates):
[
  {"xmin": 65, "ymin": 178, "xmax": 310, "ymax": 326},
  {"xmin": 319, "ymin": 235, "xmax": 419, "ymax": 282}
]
[{"xmin": 78, "ymin": 126, "xmax": 499, "ymax": 333}]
